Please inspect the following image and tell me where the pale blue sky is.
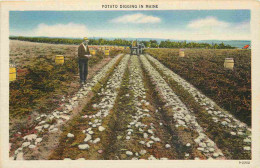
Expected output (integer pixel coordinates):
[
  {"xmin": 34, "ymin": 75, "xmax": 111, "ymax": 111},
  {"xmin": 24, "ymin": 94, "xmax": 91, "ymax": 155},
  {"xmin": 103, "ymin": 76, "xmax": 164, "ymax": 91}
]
[{"xmin": 10, "ymin": 10, "xmax": 250, "ymax": 40}]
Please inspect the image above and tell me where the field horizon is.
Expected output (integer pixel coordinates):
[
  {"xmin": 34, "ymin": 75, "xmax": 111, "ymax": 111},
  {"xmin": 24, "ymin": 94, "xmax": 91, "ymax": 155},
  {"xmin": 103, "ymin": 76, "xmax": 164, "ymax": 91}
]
[{"xmin": 9, "ymin": 37, "xmax": 250, "ymax": 49}]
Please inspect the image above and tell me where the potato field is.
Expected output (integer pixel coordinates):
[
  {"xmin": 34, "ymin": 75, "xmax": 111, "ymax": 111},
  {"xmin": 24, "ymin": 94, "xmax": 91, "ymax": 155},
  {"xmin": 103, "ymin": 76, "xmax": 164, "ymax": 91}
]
[
  {"xmin": 9, "ymin": 40, "xmax": 251, "ymax": 160},
  {"xmin": 145, "ymin": 48, "xmax": 251, "ymax": 126}
]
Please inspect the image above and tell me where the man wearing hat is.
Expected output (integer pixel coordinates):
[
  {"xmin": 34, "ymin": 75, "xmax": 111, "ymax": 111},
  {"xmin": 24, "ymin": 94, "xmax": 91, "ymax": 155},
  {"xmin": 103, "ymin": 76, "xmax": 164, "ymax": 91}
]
[{"xmin": 78, "ymin": 37, "xmax": 92, "ymax": 85}]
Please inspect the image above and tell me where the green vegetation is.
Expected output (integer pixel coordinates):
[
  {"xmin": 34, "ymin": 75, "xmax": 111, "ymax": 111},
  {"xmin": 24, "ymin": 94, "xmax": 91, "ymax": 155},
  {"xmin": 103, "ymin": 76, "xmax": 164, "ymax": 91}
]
[
  {"xmin": 10, "ymin": 36, "xmax": 131, "ymax": 46},
  {"xmin": 10, "ymin": 36, "xmax": 236, "ymax": 49},
  {"xmin": 159, "ymin": 40, "xmax": 235, "ymax": 49},
  {"xmin": 145, "ymin": 48, "xmax": 251, "ymax": 126}
]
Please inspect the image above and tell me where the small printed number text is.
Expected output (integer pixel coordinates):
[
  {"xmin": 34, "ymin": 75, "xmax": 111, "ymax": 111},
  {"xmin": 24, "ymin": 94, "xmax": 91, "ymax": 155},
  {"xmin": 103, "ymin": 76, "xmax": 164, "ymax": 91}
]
[{"xmin": 239, "ymin": 161, "xmax": 250, "ymax": 164}]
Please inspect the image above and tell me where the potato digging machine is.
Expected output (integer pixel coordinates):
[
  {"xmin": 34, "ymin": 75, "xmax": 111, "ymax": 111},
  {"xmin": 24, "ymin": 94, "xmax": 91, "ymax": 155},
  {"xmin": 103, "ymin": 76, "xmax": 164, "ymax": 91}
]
[{"xmin": 130, "ymin": 40, "xmax": 145, "ymax": 56}]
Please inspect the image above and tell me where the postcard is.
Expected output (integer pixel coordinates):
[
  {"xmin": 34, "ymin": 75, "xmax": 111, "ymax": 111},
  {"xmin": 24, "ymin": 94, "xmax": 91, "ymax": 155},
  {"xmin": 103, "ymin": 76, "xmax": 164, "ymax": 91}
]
[{"xmin": 1, "ymin": 0, "xmax": 260, "ymax": 168}]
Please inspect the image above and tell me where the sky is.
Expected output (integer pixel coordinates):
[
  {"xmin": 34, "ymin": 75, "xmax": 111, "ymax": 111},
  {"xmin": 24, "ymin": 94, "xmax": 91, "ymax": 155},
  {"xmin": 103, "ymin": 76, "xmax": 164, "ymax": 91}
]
[{"xmin": 10, "ymin": 10, "xmax": 250, "ymax": 40}]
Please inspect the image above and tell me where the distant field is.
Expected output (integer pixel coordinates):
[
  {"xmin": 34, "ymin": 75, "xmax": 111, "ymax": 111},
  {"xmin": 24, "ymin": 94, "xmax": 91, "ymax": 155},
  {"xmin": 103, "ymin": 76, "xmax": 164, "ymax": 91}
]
[
  {"xmin": 10, "ymin": 40, "xmax": 78, "ymax": 68},
  {"xmin": 145, "ymin": 48, "xmax": 251, "ymax": 126}
]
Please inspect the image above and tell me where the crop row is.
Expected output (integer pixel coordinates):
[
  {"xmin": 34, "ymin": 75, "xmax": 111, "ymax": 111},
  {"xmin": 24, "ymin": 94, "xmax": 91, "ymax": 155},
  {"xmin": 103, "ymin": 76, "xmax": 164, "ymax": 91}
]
[
  {"xmin": 145, "ymin": 54, "xmax": 251, "ymax": 159},
  {"xmin": 49, "ymin": 55, "xmax": 130, "ymax": 159},
  {"xmin": 145, "ymin": 49, "xmax": 251, "ymax": 126},
  {"xmin": 115, "ymin": 55, "xmax": 177, "ymax": 160},
  {"xmin": 140, "ymin": 55, "xmax": 224, "ymax": 160},
  {"xmin": 11, "ymin": 54, "xmax": 124, "ymax": 160}
]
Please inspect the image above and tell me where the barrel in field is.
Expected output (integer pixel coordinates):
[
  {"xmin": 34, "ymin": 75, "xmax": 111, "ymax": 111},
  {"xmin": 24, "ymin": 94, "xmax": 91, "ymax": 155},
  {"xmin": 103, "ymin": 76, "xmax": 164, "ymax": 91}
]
[
  {"xmin": 90, "ymin": 50, "xmax": 96, "ymax": 56},
  {"xmin": 224, "ymin": 58, "xmax": 234, "ymax": 70},
  {"xmin": 55, "ymin": 55, "xmax": 64, "ymax": 65},
  {"xmin": 105, "ymin": 49, "xmax": 110, "ymax": 56},
  {"xmin": 9, "ymin": 65, "xmax": 16, "ymax": 82},
  {"xmin": 179, "ymin": 49, "xmax": 185, "ymax": 57}
]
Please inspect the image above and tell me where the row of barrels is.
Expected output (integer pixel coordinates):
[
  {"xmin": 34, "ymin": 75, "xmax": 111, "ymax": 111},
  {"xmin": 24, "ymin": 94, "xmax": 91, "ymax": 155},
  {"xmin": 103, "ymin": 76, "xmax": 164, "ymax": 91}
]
[
  {"xmin": 9, "ymin": 46, "xmax": 129, "ymax": 82},
  {"xmin": 9, "ymin": 48, "xmax": 234, "ymax": 82},
  {"xmin": 91, "ymin": 46, "xmax": 129, "ymax": 52},
  {"xmin": 52, "ymin": 48, "xmax": 112, "ymax": 65},
  {"xmin": 9, "ymin": 53, "xmax": 102, "ymax": 82},
  {"xmin": 38, "ymin": 45, "xmax": 121, "ymax": 66}
]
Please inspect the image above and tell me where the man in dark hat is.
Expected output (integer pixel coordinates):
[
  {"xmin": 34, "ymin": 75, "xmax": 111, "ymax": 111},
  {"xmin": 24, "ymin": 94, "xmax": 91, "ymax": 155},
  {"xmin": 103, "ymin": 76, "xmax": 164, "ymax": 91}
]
[{"xmin": 78, "ymin": 37, "xmax": 92, "ymax": 85}]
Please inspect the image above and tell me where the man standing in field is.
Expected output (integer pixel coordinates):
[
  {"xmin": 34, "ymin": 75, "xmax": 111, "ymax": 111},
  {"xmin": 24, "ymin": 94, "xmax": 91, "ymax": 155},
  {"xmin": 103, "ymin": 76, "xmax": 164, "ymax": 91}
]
[{"xmin": 78, "ymin": 37, "xmax": 92, "ymax": 85}]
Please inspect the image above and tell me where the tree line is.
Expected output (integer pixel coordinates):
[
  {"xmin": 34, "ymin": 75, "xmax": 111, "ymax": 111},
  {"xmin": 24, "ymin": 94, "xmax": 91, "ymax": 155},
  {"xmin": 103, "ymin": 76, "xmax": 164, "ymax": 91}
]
[
  {"xmin": 158, "ymin": 40, "xmax": 235, "ymax": 49},
  {"xmin": 10, "ymin": 36, "xmax": 132, "ymax": 46},
  {"xmin": 10, "ymin": 36, "xmax": 235, "ymax": 49}
]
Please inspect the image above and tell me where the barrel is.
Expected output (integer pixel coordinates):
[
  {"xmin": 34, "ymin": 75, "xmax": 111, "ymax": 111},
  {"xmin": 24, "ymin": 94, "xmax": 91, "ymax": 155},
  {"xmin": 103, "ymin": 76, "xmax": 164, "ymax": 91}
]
[
  {"xmin": 9, "ymin": 65, "xmax": 16, "ymax": 82},
  {"xmin": 179, "ymin": 49, "xmax": 185, "ymax": 57},
  {"xmin": 90, "ymin": 50, "xmax": 96, "ymax": 56},
  {"xmin": 105, "ymin": 49, "xmax": 110, "ymax": 56},
  {"xmin": 55, "ymin": 55, "xmax": 64, "ymax": 65},
  {"xmin": 133, "ymin": 41, "xmax": 137, "ymax": 47},
  {"xmin": 224, "ymin": 58, "xmax": 234, "ymax": 70}
]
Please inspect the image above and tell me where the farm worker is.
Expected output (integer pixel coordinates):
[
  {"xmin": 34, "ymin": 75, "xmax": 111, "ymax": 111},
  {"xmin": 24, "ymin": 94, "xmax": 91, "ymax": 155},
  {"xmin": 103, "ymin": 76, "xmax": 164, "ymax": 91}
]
[{"xmin": 78, "ymin": 37, "xmax": 92, "ymax": 85}]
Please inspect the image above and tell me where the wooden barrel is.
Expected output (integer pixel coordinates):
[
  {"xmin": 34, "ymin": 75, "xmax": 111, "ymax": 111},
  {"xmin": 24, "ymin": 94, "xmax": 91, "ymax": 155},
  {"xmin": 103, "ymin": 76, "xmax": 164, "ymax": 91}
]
[
  {"xmin": 133, "ymin": 41, "xmax": 137, "ymax": 47},
  {"xmin": 224, "ymin": 58, "xmax": 234, "ymax": 70},
  {"xmin": 9, "ymin": 65, "xmax": 16, "ymax": 82},
  {"xmin": 179, "ymin": 49, "xmax": 185, "ymax": 57},
  {"xmin": 90, "ymin": 50, "xmax": 96, "ymax": 56},
  {"xmin": 55, "ymin": 55, "xmax": 64, "ymax": 65},
  {"xmin": 105, "ymin": 49, "xmax": 110, "ymax": 56}
]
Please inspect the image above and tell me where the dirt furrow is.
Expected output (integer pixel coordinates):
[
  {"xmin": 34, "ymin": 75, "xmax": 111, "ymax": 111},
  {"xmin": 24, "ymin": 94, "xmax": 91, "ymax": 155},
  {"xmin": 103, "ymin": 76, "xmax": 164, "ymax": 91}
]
[
  {"xmin": 140, "ymin": 54, "xmax": 225, "ymax": 160},
  {"xmin": 49, "ymin": 54, "xmax": 130, "ymax": 160},
  {"xmin": 104, "ymin": 55, "xmax": 179, "ymax": 160},
  {"xmin": 145, "ymin": 54, "xmax": 251, "ymax": 159}
]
